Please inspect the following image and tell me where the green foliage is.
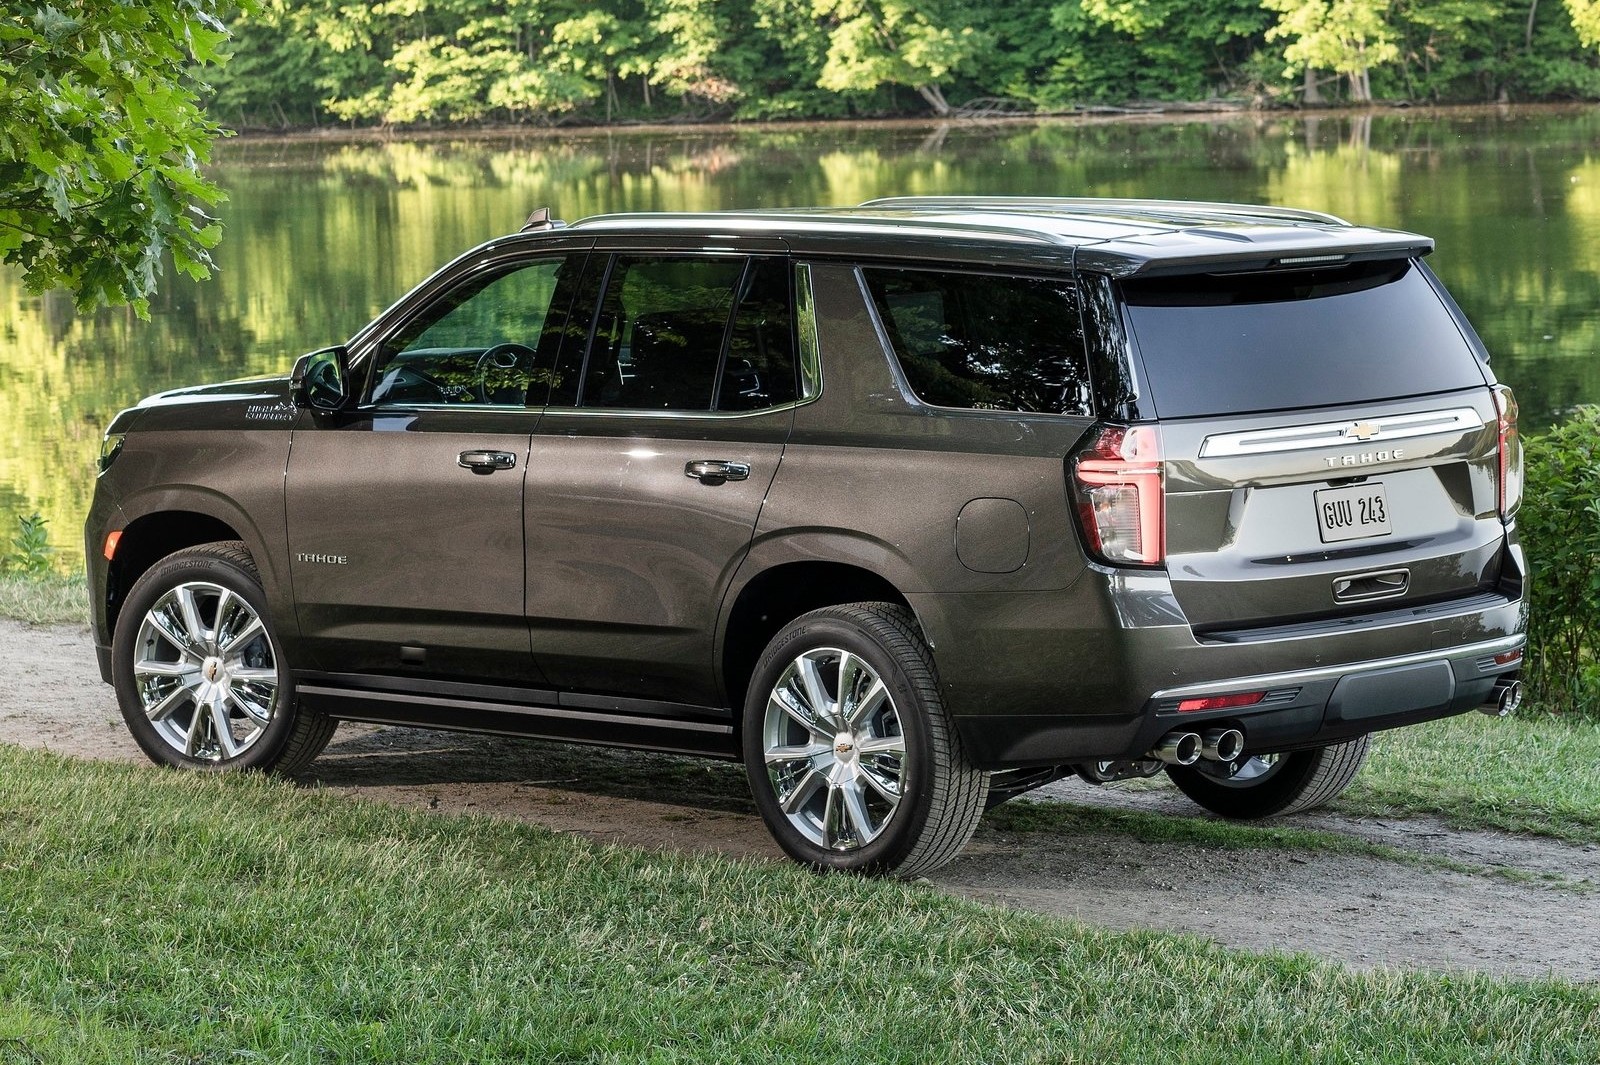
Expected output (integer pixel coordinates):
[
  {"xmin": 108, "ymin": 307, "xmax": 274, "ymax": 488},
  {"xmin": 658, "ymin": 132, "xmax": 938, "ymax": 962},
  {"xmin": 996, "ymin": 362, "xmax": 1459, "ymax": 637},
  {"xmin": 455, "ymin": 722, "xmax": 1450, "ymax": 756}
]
[
  {"xmin": 1264, "ymin": 0, "xmax": 1401, "ymax": 101},
  {"xmin": 2, "ymin": 513, "xmax": 55, "ymax": 576},
  {"xmin": 1570, "ymin": 0, "xmax": 1600, "ymax": 46},
  {"xmin": 0, "ymin": 0, "xmax": 237, "ymax": 316},
  {"xmin": 1518, "ymin": 406, "xmax": 1600, "ymax": 717},
  {"xmin": 190, "ymin": 0, "xmax": 1600, "ymax": 124},
  {"xmin": 814, "ymin": 0, "xmax": 988, "ymax": 115}
]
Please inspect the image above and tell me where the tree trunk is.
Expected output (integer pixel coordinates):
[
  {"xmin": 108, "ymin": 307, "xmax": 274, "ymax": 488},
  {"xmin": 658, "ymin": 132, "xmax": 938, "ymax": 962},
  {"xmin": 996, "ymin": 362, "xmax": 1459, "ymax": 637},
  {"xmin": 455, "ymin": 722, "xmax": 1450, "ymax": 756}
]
[
  {"xmin": 1526, "ymin": 0, "xmax": 1539, "ymax": 52},
  {"xmin": 914, "ymin": 83, "xmax": 952, "ymax": 117},
  {"xmin": 1303, "ymin": 67, "xmax": 1323, "ymax": 104},
  {"xmin": 1349, "ymin": 67, "xmax": 1372, "ymax": 104}
]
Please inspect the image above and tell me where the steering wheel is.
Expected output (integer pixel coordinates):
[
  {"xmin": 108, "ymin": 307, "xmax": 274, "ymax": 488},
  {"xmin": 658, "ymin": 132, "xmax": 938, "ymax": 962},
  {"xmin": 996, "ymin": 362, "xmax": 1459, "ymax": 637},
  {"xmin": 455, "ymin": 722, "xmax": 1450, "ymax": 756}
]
[{"xmin": 473, "ymin": 342, "xmax": 539, "ymax": 404}]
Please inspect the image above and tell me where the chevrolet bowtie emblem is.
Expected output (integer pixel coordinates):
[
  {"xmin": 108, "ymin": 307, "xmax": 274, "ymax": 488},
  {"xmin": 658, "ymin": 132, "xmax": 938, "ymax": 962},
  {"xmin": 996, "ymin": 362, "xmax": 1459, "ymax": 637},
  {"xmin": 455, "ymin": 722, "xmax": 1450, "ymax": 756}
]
[{"xmin": 1345, "ymin": 422, "xmax": 1381, "ymax": 441}]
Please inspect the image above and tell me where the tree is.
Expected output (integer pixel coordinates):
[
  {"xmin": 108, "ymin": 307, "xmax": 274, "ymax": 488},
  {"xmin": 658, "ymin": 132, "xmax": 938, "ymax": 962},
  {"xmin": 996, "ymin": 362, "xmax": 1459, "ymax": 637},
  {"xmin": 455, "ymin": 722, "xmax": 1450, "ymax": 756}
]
[
  {"xmin": 0, "ymin": 0, "xmax": 236, "ymax": 316},
  {"xmin": 1264, "ymin": 0, "xmax": 1401, "ymax": 103},
  {"xmin": 1570, "ymin": 0, "xmax": 1600, "ymax": 46},
  {"xmin": 813, "ymin": 0, "xmax": 987, "ymax": 116}
]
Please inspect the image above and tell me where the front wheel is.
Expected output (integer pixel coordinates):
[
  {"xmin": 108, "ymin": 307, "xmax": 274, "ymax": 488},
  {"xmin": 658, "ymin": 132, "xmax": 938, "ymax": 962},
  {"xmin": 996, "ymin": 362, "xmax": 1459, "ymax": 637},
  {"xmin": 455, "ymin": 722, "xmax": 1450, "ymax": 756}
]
[
  {"xmin": 742, "ymin": 603, "xmax": 988, "ymax": 877},
  {"xmin": 111, "ymin": 541, "xmax": 336, "ymax": 774},
  {"xmin": 1166, "ymin": 735, "xmax": 1371, "ymax": 819}
]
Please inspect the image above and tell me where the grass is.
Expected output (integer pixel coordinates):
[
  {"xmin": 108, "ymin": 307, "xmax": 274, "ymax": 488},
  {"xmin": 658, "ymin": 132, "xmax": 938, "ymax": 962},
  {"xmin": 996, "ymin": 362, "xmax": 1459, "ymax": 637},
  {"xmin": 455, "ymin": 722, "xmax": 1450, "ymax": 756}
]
[
  {"xmin": 1342, "ymin": 711, "xmax": 1600, "ymax": 845},
  {"xmin": 1, "ymin": 746, "xmax": 1597, "ymax": 1065},
  {"xmin": 0, "ymin": 572, "xmax": 87, "ymax": 626},
  {"xmin": 986, "ymin": 711, "xmax": 1600, "ymax": 853}
]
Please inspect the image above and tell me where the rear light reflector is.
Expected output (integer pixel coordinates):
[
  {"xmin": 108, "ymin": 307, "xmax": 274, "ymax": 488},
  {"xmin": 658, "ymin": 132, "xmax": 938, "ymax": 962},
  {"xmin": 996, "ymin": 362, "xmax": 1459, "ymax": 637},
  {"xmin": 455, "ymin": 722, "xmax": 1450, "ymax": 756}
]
[
  {"xmin": 1177, "ymin": 691, "xmax": 1266, "ymax": 713},
  {"xmin": 1493, "ymin": 649, "xmax": 1523, "ymax": 666},
  {"xmin": 1493, "ymin": 384, "xmax": 1523, "ymax": 520},
  {"xmin": 1071, "ymin": 424, "xmax": 1164, "ymax": 566}
]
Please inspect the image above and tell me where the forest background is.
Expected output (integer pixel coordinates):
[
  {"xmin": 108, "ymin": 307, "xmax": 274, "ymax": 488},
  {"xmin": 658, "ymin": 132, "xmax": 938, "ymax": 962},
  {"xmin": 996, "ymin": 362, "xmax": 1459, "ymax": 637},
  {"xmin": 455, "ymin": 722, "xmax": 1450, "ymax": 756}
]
[{"xmin": 216, "ymin": 0, "xmax": 1600, "ymax": 129}]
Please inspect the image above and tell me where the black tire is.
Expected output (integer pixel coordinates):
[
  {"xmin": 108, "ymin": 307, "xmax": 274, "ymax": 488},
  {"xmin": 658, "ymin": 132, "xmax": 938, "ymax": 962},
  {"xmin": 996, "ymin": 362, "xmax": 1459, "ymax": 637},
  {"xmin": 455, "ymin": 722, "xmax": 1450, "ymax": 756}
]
[
  {"xmin": 1166, "ymin": 735, "xmax": 1371, "ymax": 819},
  {"xmin": 742, "ymin": 602, "xmax": 989, "ymax": 877},
  {"xmin": 112, "ymin": 541, "xmax": 336, "ymax": 774}
]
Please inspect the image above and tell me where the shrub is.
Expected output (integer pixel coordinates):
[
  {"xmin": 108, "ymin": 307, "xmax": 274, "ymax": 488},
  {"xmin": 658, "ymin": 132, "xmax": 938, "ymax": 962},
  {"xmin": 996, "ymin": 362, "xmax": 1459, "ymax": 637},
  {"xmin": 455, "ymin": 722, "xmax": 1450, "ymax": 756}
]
[{"xmin": 1518, "ymin": 406, "xmax": 1600, "ymax": 717}]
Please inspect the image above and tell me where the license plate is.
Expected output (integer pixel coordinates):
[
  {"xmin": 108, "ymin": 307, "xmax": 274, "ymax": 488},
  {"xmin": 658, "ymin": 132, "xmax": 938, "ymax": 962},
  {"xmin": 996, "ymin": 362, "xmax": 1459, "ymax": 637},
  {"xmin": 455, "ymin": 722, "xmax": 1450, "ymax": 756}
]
[{"xmin": 1315, "ymin": 483, "xmax": 1392, "ymax": 544}]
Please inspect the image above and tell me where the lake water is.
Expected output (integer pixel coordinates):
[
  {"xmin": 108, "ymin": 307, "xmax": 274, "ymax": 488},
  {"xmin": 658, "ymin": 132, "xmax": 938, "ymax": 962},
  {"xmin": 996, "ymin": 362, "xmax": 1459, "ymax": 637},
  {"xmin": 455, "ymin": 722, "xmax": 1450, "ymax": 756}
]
[{"xmin": 5, "ymin": 105, "xmax": 1600, "ymax": 566}]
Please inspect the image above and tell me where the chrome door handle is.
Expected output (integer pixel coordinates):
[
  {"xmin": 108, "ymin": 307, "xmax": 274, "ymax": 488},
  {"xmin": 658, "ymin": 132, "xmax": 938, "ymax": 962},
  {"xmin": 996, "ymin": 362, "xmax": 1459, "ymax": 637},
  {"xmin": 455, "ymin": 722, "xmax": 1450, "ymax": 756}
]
[
  {"xmin": 458, "ymin": 450, "xmax": 517, "ymax": 474},
  {"xmin": 685, "ymin": 460, "xmax": 750, "ymax": 485}
]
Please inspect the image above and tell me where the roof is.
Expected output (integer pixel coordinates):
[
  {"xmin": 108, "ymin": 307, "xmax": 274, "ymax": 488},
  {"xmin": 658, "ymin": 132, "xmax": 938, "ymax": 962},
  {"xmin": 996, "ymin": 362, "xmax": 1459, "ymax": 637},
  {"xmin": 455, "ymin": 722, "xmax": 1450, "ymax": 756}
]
[{"xmin": 555, "ymin": 196, "xmax": 1433, "ymax": 278}]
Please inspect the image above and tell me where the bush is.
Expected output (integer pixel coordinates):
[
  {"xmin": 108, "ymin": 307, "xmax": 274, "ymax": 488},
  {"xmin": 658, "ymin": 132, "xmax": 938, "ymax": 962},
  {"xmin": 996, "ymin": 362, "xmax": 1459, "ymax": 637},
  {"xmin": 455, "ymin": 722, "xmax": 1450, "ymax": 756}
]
[{"xmin": 1518, "ymin": 406, "xmax": 1600, "ymax": 717}]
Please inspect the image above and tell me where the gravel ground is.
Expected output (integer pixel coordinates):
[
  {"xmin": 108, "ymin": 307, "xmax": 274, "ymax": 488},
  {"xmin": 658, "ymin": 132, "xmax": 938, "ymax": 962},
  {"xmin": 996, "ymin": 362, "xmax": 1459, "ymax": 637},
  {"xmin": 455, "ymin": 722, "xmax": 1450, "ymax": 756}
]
[{"xmin": 5, "ymin": 617, "xmax": 1596, "ymax": 982}]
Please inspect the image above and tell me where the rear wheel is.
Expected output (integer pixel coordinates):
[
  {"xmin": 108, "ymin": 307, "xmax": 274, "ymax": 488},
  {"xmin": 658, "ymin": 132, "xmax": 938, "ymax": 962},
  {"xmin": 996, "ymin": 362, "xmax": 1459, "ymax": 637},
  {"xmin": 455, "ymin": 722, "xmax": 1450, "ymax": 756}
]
[
  {"xmin": 112, "ymin": 542, "xmax": 335, "ymax": 774},
  {"xmin": 742, "ymin": 603, "xmax": 988, "ymax": 877},
  {"xmin": 1166, "ymin": 735, "xmax": 1371, "ymax": 819}
]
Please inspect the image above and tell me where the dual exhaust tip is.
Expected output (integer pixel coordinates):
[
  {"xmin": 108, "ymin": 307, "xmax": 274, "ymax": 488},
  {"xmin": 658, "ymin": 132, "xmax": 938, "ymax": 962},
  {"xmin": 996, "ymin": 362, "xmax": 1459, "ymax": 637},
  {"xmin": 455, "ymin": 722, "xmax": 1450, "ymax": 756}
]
[
  {"xmin": 1479, "ymin": 678, "xmax": 1522, "ymax": 718},
  {"xmin": 1149, "ymin": 727, "xmax": 1244, "ymax": 767}
]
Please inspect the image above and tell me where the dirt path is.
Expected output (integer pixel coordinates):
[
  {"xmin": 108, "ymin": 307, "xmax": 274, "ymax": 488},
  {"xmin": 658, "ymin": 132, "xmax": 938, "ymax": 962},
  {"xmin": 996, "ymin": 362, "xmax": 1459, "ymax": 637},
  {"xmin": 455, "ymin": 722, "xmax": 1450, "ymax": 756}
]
[{"xmin": 5, "ymin": 619, "xmax": 1596, "ymax": 983}]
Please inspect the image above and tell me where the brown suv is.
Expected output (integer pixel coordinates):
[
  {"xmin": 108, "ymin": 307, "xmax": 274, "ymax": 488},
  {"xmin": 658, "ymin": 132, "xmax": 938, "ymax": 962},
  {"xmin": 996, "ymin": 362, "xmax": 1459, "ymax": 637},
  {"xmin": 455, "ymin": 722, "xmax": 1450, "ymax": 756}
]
[{"xmin": 87, "ymin": 198, "xmax": 1527, "ymax": 875}]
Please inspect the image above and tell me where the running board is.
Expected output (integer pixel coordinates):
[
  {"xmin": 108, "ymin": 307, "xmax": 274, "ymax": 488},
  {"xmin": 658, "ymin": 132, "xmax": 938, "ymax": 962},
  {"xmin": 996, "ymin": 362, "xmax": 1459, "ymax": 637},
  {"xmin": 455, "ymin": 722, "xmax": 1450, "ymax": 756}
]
[{"xmin": 295, "ymin": 673, "xmax": 737, "ymax": 760}]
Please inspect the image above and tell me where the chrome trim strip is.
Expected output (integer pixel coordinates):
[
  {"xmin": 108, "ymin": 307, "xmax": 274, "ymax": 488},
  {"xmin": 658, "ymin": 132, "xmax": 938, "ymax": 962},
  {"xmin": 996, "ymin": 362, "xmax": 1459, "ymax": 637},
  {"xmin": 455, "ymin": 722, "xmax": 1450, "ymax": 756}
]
[
  {"xmin": 1199, "ymin": 407, "xmax": 1481, "ymax": 458},
  {"xmin": 1151, "ymin": 633, "xmax": 1524, "ymax": 701}
]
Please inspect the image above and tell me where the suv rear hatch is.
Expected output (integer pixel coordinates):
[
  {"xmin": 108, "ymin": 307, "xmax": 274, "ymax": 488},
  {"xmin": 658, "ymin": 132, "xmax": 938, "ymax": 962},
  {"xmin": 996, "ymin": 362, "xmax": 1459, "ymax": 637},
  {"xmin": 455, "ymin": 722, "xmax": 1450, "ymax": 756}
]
[{"xmin": 1113, "ymin": 257, "xmax": 1512, "ymax": 635}]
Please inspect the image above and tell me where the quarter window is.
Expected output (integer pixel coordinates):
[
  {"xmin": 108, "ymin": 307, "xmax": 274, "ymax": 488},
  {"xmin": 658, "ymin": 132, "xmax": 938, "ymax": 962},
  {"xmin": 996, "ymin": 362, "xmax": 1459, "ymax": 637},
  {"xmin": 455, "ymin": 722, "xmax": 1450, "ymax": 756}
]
[
  {"xmin": 862, "ymin": 267, "xmax": 1094, "ymax": 417},
  {"xmin": 370, "ymin": 257, "xmax": 572, "ymax": 407}
]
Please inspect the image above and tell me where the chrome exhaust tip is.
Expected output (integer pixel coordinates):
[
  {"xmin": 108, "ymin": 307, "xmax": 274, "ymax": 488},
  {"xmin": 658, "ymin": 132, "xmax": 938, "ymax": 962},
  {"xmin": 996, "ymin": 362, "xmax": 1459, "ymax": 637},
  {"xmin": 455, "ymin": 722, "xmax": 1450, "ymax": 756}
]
[
  {"xmin": 1479, "ymin": 679, "xmax": 1522, "ymax": 718},
  {"xmin": 1149, "ymin": 730, "xmax": 1202, "ymax": 766},
  {"xmin": 1200, "ymin": 727, "xmax": 1245, "ymax": 762}
]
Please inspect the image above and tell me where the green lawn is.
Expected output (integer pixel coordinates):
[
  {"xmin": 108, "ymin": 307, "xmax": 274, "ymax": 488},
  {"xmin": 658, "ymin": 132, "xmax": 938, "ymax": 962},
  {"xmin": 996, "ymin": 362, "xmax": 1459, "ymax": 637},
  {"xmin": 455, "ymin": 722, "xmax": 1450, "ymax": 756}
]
[
  {"xmin": 1344, "ymin": 711, "xmax": 1600, "ymax": 845},
  {"xmin": 1, "ymin": 746, "xmax": 1597, "ymax": 1064}
]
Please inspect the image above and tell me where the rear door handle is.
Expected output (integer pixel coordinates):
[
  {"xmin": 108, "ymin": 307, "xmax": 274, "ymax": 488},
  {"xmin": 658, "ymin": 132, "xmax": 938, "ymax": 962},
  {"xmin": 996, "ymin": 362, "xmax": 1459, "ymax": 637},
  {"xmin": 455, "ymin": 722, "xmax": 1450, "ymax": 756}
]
[
  {"xmin": 685, "ymin": 460, "xmax": 750, "ymax": 485},
  {"xmin": 458, "ymin": 450, "xmax": 517, "ymax": 474}
]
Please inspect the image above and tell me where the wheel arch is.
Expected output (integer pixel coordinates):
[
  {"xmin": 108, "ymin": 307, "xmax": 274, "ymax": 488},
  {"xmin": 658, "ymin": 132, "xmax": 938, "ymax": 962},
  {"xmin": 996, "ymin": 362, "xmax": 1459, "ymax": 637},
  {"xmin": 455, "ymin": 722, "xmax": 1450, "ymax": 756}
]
[
  {"xmin": 104, "ymin": 488, "xmax": 280, "ymax": 640},
  {"xmin": 718, "ymin": 556, "xmax": 921, "ymax": 727}
]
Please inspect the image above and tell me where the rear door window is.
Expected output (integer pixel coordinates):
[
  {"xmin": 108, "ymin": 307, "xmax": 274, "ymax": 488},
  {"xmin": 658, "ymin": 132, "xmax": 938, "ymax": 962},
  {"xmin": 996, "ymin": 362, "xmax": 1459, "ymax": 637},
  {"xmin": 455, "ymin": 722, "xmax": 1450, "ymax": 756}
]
[
  {"xmin": 861, "ymin": 267, "xmax": 1093, "ymax": 416},
  {"xmin": 566, "ymin": 255, "xmax": 798, "ymax": 413},
  {"xmin": 1120, "ymin": 259, "xmax": 1488, "ymax": 418}
]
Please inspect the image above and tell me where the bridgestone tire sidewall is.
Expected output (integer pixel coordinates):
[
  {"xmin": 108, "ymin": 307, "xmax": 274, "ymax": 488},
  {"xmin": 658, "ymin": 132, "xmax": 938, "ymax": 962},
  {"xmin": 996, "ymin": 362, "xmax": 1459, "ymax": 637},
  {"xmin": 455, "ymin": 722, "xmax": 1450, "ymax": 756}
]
[
  {"xmin": 112, "ymin": 548, "xmax": 299, "ymax": 772},
  {"xmin": 742, "ymin": 612, "xmax": 937, "ymax": 875}
]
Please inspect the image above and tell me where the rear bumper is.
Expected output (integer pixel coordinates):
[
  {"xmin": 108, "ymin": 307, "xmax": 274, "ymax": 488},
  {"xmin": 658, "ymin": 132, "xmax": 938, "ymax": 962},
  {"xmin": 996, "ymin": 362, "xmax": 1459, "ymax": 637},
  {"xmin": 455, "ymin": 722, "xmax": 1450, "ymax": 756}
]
[{"xmin": 915, "ymin": 544, "xmax": 1527, "ymax": 769}]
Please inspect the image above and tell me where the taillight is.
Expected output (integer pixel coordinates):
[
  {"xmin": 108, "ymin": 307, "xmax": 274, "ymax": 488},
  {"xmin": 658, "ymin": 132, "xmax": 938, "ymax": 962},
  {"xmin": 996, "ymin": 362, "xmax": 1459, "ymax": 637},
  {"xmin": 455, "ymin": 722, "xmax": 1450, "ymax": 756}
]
[
  {"xmin": 1493, "ymin": 384, "xmax": 1523, "ymax": 520},
  {"xmin": 1071, "ymin": 424, "xmax": 1164, "ymax": 566}
]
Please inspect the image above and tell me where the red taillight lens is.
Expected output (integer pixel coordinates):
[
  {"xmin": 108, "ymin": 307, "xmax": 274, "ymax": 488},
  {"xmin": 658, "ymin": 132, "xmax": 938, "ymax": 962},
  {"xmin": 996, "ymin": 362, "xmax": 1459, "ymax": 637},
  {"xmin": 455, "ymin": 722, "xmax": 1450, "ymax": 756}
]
[
  {"xmin": 1071, "ymin": 424, "xmax": 1164, "ymax": 566},
  {"xmin": 1493, "ymin": 384, "xmax": 1523, "ymax": 520}
]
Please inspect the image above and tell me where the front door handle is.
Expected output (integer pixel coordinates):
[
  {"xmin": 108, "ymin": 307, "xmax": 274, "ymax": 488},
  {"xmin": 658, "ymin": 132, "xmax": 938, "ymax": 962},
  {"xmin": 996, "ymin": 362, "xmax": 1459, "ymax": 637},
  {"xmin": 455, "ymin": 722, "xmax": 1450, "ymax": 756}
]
[
  {"xmin": 459, "ymin": 450, "xmax": 517, "ymax": 474},
  {"xmin": 685, "ymin": 460, "xmax": 751, "ymax": 486}
]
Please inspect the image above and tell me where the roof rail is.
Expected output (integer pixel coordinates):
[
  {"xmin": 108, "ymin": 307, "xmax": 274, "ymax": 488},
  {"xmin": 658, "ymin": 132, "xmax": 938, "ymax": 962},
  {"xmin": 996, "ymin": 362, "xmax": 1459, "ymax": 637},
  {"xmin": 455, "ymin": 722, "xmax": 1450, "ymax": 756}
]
[{"xmin": 857, "ymin": 196, "xmax": 1350, "ymax": 227}]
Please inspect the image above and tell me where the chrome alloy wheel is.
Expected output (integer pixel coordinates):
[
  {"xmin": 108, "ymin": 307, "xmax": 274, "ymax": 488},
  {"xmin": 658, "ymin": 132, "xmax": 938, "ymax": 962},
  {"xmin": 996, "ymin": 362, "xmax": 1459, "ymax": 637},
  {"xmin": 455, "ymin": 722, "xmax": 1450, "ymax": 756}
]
[
  {"xmin": 131, "ymin": 581, "xmax": 281, "ymax": 761},
  {"xmin": 761, "ymin": 647, "xmax": 905, "ymax": 852}
]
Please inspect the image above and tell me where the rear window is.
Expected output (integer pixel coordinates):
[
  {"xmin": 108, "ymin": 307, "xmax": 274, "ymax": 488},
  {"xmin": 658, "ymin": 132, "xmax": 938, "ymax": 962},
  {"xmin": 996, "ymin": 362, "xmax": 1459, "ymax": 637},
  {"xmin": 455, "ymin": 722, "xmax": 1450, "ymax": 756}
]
[
  {"xmin": 862, "ymin": 267, "xmax": 1093, "ymax": 416},
  {"xmin": 1120, "ymin": 260, "xmax": 1487, "ymax": 418}
]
